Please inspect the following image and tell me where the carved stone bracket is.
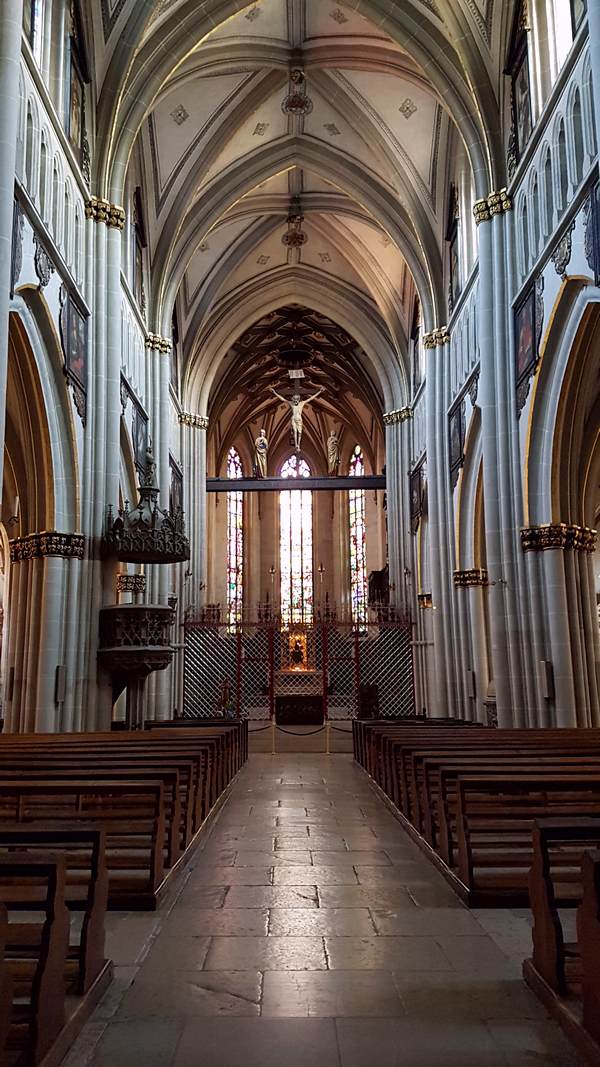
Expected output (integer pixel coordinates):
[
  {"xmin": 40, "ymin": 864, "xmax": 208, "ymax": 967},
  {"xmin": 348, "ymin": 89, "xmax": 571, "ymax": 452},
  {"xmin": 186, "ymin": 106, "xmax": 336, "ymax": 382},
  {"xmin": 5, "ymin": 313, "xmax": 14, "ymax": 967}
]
[
  {"xmin": 453, "ymin": 568, "xmax": 489, "ymax": 586},
  {"xmin": 520, "ymin": 524, "xmax": 597, "ymax": 552},
  {"xmin": 179, "ymin": 411, "xmax": 209, "ymax": 430},
  {"xmin": 423, "ymin": 326, "xmax": 450, "ymax": 349},
  {"xmin": 145, "ymin": 334, "xmax": 172, "ymax": 353},
  {"xmin": 9, "ymin": 531, "xmax": 85, "ymax": 563},
  {"xmin": 383, "ymin": 407, "xmax": 412, "ymax": 426},
  {"xmin": 551, "ymin": 221, "xmax": 575, "ymax": 277},
  {"xmin": 85, "ymin": 197, "xmax": 126, "ymax": 230},
  {"xmin": 117, "ymin": 573, "xmax": 146, "ymax": 594},
  {"xmin": 33, "ymin": 234, "xmax": 55, "ymax": 288}
]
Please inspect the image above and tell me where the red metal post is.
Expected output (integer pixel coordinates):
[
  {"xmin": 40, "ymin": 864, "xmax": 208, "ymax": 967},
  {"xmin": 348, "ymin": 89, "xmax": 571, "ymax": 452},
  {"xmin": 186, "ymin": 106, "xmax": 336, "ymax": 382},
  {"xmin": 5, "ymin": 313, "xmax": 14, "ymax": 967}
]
[
  {"xmin": 268, "ymin": 625, "xmax": 275, "ymax": 721},
  {"xmin": 321, "ymin": 623, "xmax": 329, "ymax": 721},
  {"xmin": 236, "ymin": 628, "xmax": 243, "ymax": 719},
  {"xmin": 353, "ymin": 626, "xmax": 361, "ymax": 717}
]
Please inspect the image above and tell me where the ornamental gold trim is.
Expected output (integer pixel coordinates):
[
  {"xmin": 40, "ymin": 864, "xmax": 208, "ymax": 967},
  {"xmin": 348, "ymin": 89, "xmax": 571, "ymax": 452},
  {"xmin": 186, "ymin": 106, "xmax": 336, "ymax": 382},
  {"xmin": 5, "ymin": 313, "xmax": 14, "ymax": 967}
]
[
  {"xmin": 85, "ymin": 197, "xmax": 126, "ymax": 229},
  {"xmin": 179, "ymin": 412, "xmax": 209, "ymax": 429},
  {"xmin": 473, "ymin": 189, "xmax": 512, "ymax": 225},
  {"xmin": 520, "ymin": 523, "xmax": 597, "ymax": 552},
  {"xmin": 9, "ymin": 531, "xmax": 85, "ymax": 563},
  {"xmin": 145, "ymin": 333, "xmax": 172, "ymax": 353},
  {"xmin": 453, "ymin": 568, "xmax": 488, "ymax": 586},
  {"xmin": 423, "ymin": 326, "xmax": 450, "ymax": 349},
  {"xmin": 383, "ymin": 406, "xmax": 413, "ymax": 425},
  {"xmin": 117, "ymin": 573, "xmax": 146, "ymax": 594}
]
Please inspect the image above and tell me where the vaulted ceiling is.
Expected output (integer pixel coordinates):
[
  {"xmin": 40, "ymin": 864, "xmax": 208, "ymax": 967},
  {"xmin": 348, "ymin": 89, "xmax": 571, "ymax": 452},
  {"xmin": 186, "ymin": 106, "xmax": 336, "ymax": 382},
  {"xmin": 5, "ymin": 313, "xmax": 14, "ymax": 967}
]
[{"xmin": 85, "ymin": 0, "xmax": 514, "ymax": 433}]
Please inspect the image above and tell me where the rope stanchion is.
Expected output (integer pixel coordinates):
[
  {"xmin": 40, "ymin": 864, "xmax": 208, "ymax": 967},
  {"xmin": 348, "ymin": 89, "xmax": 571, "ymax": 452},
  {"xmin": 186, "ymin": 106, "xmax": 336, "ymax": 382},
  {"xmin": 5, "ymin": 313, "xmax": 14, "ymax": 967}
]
[{"xmin": 274, "ymin": 725, "xmax": 327, "ymax": 737}]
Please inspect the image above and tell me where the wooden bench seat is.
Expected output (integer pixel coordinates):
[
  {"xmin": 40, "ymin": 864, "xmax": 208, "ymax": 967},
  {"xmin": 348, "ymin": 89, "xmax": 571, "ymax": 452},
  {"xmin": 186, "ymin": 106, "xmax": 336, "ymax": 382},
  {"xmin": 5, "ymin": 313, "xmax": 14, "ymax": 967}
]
[{"xmin": 0, "ymin": 824, "xmax": 108, "ymax": 996}]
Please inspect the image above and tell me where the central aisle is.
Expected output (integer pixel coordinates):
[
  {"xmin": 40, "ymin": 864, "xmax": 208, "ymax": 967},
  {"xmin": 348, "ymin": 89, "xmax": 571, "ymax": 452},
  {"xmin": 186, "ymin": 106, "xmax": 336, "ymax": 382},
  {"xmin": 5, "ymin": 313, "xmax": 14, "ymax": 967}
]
[{"xmin": 68, "ymin": 755, "xmax": 580, "ymax": 1066}]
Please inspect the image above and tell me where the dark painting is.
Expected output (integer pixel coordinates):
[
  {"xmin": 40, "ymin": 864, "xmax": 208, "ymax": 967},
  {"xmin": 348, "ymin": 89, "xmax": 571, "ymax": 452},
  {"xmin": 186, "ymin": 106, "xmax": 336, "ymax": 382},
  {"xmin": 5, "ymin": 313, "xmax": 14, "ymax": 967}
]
[
  {"xmin": 409, "ymin": 466, "xmax": 423, "ymax": 534},
  {"xmin": 513, "ymin": 51, "xmax": 532, "ymax": 158},
  {"xmin": 170, "ymin": 459, "xmax": 183, "ymax": 514},
  {"xmin": 514, "ymin": 288, "xmax": 535, "ymax": 384},
  {"xmin": 132, "ymin": 403, "xmax": 148, "ymax": 473},
  {"xmin": 449, "ymin": 402, "xmax": 465, "ymax": 480}
]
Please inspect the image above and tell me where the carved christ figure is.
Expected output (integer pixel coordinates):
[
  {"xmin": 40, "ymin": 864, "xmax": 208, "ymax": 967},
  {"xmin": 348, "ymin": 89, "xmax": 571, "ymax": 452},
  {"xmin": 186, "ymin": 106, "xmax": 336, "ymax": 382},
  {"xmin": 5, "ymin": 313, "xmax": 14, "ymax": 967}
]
[{"xmin": 269, "ymin": 385, "xmax": 324, "ymax": 451}]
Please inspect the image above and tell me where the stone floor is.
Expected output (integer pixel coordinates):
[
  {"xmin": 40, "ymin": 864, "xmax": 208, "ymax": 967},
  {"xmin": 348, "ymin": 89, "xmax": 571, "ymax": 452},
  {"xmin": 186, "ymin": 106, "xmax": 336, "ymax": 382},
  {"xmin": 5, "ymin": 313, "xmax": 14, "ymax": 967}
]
[{"xmin": 62, "ymin": 754, "xmax": 582, "ymax": 1066}]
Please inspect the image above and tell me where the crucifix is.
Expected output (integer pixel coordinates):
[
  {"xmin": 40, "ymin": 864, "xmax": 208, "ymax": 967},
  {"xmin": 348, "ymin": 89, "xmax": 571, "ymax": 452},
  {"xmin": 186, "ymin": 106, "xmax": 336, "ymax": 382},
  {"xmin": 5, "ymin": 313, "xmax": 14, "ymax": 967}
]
[{"xmin": 269, "ymin": 385, "xmax": 324, "ymax": 451}]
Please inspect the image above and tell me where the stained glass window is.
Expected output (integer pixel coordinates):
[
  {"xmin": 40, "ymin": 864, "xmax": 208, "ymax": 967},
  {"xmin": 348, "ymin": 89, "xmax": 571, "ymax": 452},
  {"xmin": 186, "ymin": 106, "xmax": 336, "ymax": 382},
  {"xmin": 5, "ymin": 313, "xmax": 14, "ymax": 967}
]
[
  {"xmin": 227, "ymin": 447, "xmax": 243, "ymax": 631},
  {"xmin": 349, "ymin": 445, "xmax": 368, "ymax": 629},
  {"xmin": 280, "ymin": 455, "xmax": 313, "ymax": 627}
]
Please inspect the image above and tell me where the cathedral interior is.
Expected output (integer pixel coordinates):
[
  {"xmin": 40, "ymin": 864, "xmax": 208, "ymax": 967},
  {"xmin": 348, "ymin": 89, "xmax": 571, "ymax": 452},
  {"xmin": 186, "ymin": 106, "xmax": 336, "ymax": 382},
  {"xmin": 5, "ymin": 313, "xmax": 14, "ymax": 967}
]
[{"xmin": 0, "ymin": 0, "xmax": 599, "ymax": 1063}]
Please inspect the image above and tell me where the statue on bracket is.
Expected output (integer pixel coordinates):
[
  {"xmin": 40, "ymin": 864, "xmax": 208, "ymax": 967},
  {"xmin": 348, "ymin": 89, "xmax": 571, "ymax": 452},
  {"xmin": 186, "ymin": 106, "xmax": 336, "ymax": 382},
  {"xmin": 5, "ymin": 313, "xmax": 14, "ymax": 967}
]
[
  {"xmin": 327, "ymin": 430, "xmax": 340, "ymax": 475},
  {"xmin": 269, "ymin": 385, "xmax": 324, "ymax": 451},
  {"xmin": 254, "ymin": 428, "xmax": 269, "ymax": 478}
]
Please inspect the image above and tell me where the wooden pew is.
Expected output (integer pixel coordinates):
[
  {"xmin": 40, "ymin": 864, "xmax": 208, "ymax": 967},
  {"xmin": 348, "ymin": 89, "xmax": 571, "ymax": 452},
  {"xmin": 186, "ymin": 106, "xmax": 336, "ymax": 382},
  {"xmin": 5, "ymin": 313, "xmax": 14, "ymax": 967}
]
[
  {"xmin": 0, "ymin": 824, "xmax": 108, "ymax": 995},
  {"xmin": 0, "ymin": 903, "xmax": 12, "ymax": 1064},
  {"xmin": 454, "ymin": 774, "xmax": 600, "ymax": 904},
  {"xmin": 580, "ymin": 849, "xmax": 600, "ymax": 1046},
  {"xmin": 0, "ymin": 853, "xmax": 70, "ymax": 1064},
  {"xmin": 0, "ymin": 779, "xmax": 165, "ymax": 909}
]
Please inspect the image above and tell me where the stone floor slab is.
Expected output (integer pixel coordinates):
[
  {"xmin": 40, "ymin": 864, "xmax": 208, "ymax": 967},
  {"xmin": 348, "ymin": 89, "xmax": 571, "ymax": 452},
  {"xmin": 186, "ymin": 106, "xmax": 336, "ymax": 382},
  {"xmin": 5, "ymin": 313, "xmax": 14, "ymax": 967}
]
[{"xmin": 173, "ymin": 1018, "xmax": 341, "ymax": 1067}]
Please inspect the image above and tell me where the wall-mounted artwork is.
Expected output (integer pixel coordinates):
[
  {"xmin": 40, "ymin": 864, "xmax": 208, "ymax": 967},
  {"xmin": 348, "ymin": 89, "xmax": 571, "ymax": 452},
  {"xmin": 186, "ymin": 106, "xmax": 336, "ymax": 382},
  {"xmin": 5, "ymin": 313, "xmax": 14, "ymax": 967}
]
[
  {"xmin": 60, "ymin": 292, "xmax": 88, "ymax": 423},
  {"xmin": 132, "ymin": 402, "xmax": 149, "ymax": 474},
  {"xmin": 449, "ymin": 401, "xmax": 465, "ymax": 488},
  {"xmin": 409, "ymin": 466, "xmax": 423, "ymax": 533},
  {"xmin": 514, "ymin": 286, "xmax": 536, "ymax": 385}
]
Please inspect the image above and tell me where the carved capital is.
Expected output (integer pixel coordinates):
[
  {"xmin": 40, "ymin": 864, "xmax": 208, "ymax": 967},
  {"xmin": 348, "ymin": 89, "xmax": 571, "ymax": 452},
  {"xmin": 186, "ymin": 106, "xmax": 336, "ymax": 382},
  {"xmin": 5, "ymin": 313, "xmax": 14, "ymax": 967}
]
[
  {"xmin": 487, "ymin": 188, "xmax": 512, "ymax": 216},
  {"xmin": 453, "ymin": 568, "xmax": 488, "ymax": 587},
  {"xmin": 85, "ymin": 197, "xmax": 125, "ymax": 229},
  {"xmin": 10, "ymin": 531, "xmax": 85, "ymax": 563},
  {"xmin": 423, "ymin": 326, "xmax": 450, "ymax": 349},
  {"xmin": 383, "ymin": 406, "xmax": 413, "ymax": 426},
  {"xmin": 473, "ymin": 198, "xmax": 491, "ymax": 225},
  {"xmin": 179, "ymin": 411, "xmax": 209, "ymax": 430},
  {"xmin": 117, "ymin": 573, "xmax": 146, "ymax": 594},
  {"xmin": 146, "ymin": 333, "xmax": 172, "ymax": 353},
  {"xmin": 520, "ymin": 523, "xmax": 597, "ymax": 552}
]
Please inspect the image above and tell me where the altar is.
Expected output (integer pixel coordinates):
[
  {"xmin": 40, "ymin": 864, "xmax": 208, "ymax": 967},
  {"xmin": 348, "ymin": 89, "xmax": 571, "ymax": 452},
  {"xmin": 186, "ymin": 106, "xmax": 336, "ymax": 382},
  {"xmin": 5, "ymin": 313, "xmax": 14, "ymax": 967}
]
[{"xmin": 274, "ymin": 668, "xmax": 324, "ymax": 725}]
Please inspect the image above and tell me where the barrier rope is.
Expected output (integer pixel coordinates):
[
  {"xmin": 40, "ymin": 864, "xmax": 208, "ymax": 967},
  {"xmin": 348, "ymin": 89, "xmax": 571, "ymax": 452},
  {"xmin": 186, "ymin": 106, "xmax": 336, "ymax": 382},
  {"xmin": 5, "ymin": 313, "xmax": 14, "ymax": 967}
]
[{"xmin": 274, "ymin": 725, "xmax": 327, "ymax": 737}]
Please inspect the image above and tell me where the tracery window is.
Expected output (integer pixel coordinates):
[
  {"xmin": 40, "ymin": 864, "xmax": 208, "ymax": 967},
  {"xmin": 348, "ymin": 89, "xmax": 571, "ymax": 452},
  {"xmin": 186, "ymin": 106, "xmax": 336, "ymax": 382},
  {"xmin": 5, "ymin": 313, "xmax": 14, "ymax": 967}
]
[
  {"xmin": 349, "ymin": 445, "xmax": 368, "ymax": 629},
  {"xmin": 280, "ymin": 455, "xmax": 313, "ymax": 627},
  {"xmin": 227, "ymin": 447, "xmax": 243, "ymax": 631}
]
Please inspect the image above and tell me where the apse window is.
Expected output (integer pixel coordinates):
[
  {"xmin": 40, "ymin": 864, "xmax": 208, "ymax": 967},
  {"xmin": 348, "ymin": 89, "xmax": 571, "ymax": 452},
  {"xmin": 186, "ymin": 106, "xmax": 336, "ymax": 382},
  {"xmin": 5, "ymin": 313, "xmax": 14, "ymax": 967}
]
[
  {"xmin": 280, "ymin": 455, "xmax": 313, "ymax": 628},
  {"xmin": 349, "ymin": 445, "xmax": 368, "ymax": 630},
  {"xmin": 226, "ymin": 447, "xmax": 243, "ymax": 631}
]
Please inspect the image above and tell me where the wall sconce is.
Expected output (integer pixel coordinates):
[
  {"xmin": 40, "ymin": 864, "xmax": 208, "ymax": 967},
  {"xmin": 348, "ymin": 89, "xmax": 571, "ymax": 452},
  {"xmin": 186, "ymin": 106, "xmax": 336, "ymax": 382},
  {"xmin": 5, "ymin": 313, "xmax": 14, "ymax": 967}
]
[
  {"xmin": 269, "ymin": 565, "xmax": 276, "ymax": 584},
  {"xmin": 318, "ymin": 562, "xmax": 325, "ymax": 584}
]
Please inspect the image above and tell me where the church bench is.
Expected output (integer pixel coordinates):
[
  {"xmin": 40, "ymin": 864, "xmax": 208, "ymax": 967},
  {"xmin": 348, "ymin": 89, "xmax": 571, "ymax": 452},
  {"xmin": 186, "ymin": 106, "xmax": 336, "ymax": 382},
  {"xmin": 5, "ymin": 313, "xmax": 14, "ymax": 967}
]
[
  {"xmin": 524, "ymin": 844, "xmax": 600, "ymax": 1064},
  {"xmin": 145, "ymin": 718, "xmax": 249, "ymax": 761},
  {"xmin": 0, "ymin": 779, "xmax": 166, "ymax": 909},
  {"xmin": 0, "ymin": 823, "xmax": 108, "ymax": 996},
  {"xmin": 526, "ymin": 818, "xmax": 600, "ymax": 995},
  {"xmin": 0, "ymin": 765, "xmax": 182, "ymax": 869},
  {"xmin": 454, "ymin": 774, "xmax": 600, "ymax": 904},
  {"xmin": 0, "ymin": 852, "xmax": 70, "ymax": 1064}
]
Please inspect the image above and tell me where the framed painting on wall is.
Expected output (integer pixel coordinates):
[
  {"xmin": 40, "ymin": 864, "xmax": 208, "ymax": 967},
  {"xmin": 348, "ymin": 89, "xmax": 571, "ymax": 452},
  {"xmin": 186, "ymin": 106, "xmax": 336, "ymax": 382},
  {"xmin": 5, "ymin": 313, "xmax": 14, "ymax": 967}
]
[
  {"xmin": 512, "ymin": 50, "xmax": 532, "ymax": 159},
  {"xmin": 132, "ymin": 403, "xmax": 149, "ymax": 475},
  {"xmin": 449, "ymin": 401, "xmax": 465, "ymax": 487},
  {"xmin": 514, "ymin": 285, "xmax": 536, "ymax": 385},
  {"xmin": 409, "ymin": 466, "xmax": 423, "ymax": 534}
]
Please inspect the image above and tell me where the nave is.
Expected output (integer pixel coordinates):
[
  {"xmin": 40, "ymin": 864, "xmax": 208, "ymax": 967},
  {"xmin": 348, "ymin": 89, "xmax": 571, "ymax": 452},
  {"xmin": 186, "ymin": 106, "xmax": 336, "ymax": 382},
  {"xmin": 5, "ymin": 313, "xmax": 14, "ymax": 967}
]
[{"xmin": 63, "ymin": 754, "xmax": 580, "ymax": 1067}]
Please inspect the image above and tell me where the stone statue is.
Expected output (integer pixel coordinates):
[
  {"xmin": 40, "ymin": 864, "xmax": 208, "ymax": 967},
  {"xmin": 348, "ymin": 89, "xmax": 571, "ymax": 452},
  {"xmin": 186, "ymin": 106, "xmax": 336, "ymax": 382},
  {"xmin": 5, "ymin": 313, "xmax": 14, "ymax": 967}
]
[
  {"xmin": 254, "ymin": 428, "xmax": 268, "ymax": 478},
  {"xmin": 269, "ymin": 385, "xmax": 324, "ymax": 451},
  {"xmin": 327, "ymin": 430, "xmax": 340, "ymax": 475}
]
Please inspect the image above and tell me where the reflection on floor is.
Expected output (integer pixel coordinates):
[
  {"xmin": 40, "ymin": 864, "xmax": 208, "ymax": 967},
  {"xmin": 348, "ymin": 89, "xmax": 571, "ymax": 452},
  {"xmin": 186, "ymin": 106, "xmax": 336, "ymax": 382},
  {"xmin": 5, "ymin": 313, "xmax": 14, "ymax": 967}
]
[{"xmin": 62, "ymin": 754, "xmax": 582, "ymax": 1066}]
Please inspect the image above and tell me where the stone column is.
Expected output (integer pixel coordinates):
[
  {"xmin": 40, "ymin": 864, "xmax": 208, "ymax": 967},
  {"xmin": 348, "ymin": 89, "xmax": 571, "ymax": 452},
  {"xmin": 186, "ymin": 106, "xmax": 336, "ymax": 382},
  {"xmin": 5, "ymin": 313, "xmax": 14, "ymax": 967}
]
[
  {"xmin": 180, "ymin": 412, "xmax": 209, "ymax": 611},
  {"xmin": 473, "ymin": 194, "xmax": 517, "ymax": 727},
  {"xmin": 521, "ymin": 523, "xmax": 598, "ymax": 727},
  {"xmin": 0, "ymin": 0, "xmax": 24, "ymax": 510},
  {"xmin": 453, "ymin": 569, "xmax": 489, "ymax": 722},
  {"xmin": 383, "ymin": 407, "xmax": 413, "ymax": 617},
  {"xmin": 423, "ymin": 327, "xmax": 456, "ymax": 717}
]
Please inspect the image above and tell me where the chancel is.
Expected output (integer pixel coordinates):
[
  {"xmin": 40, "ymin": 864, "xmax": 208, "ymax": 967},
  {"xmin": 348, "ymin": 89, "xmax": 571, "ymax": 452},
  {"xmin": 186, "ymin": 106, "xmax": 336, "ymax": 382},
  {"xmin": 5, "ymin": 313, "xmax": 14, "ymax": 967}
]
[{"xmin": 0, "ymin": 0, "xmax": 599, "ymax": 1064}]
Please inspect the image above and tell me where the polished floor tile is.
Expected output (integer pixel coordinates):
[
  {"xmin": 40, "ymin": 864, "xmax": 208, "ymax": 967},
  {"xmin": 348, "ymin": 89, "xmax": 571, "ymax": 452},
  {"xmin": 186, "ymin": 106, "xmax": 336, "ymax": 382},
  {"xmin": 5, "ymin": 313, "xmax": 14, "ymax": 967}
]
[{"xmin": 65, "ymin": 753, "xmax": 583, "ymax": 1066}]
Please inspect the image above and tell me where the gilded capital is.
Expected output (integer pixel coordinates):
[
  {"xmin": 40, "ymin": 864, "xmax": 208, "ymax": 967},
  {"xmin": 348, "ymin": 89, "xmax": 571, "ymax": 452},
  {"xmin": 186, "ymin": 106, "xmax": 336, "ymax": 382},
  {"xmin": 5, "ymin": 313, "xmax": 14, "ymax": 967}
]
[
  {"xmin": 9, "ymin": 531, "xmax": 85, "ymax": 563},
  {"xmin": 453, "ymin": 568, "xmax": 488, "ymax": 586},
  {"xmin": 487, "ymin": 188, "xmax": 512, "ymax": 216},
  {"xmin": 179, "ymin": 411, "xmax": 209, "ymax": 430},
  {"xmin": 473, "ymin": 198, "xmax": 491, "ymax": 225},
  {"xmin": 146, "ymin": 334, "xmax": 172, "ymax": 354},
  {"xmin": 85, "ymin": 197, "xmax": 126, "ymax": 229},
  {"xmin": 383, "ymin": 406, "xmax": 413, "ymax": 426},
  {"xmin": 520, "ymin": 523, "xmax": 597, "ymax": 552}
]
